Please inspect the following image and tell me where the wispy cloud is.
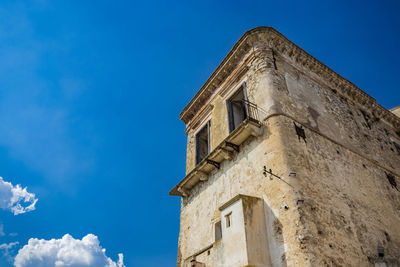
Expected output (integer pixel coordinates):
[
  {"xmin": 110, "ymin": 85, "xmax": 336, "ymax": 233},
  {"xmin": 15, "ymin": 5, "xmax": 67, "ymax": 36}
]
[
  {"xmin": 0, "ymin": 241, "xmax": 19, "ymax": 263},
  {"xmin": 0, "ymin": 177, "xmax": 37, "ymax": 215},
  {"xmin": 14, "ymin": 234, "xmax": 124, "ymax": 267}
]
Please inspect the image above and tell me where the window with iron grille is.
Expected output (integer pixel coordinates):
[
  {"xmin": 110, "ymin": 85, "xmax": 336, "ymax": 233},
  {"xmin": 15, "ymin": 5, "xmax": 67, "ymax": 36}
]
[
  {"xmin": 196, "ymin": 121, "xmax": 211, "ymax": 165},
  {"xmin": 227, "ymin": 84, "xmax": 248, "ymax": 133}
]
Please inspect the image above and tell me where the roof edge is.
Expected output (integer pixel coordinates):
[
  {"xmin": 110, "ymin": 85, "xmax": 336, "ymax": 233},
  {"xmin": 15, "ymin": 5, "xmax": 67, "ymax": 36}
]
[
  {"xmin": 179, "ymin": 26, "xmax": 400, "ymax": 129},
  {"xmin": 179, "ymin": 26, "xmax": 272, "ymax": 122},
  {"xmin": 390, "ymin": 105, "xmax": 400, "ymax": 112}
]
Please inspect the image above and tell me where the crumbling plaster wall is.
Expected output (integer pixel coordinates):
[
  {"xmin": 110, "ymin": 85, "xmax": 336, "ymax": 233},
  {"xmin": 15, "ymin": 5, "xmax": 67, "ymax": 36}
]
[
  {"xmin": 273, "ymin": 54, "xmax": 400, "ymax": 173},
  {"xmin": 184, "ymin": 43, "xmax": 280, "ymax": 175},
  {"xmin": 280, "ymin": 115, "xmax": 400, "ymax": 266},
  {"xmin": 268, "ymin": 49, "xmax": 400, "ymax": 266},
  {"xmin": 178, "ymin": 46, "xmax": 310, "ymax": 267},
  {"xmin": 179, "ymin": 116, "xmax": 308, "ymax": 267},
  {"xmin": 178, "ymin": 39, "xmax": 400, "ymax": 267}
]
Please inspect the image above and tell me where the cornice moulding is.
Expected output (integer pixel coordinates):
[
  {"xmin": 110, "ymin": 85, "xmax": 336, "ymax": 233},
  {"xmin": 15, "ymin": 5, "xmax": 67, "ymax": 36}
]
[{"xmin": 180, "ymin": 26, "xmax": 400, "ymax": 129}]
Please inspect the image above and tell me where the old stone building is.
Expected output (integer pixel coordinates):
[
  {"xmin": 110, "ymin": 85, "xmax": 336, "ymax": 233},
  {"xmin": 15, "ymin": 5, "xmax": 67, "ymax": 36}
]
[{"xmin": 169, "ymin": 27, "xmax": 400, "ymax": 267}]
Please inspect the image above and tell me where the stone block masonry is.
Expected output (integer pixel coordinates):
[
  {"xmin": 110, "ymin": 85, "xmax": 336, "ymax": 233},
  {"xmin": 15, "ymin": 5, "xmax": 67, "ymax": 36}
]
[{"xmin": 171, "ymin": 27, "xmax": 400, "ymax": 267}]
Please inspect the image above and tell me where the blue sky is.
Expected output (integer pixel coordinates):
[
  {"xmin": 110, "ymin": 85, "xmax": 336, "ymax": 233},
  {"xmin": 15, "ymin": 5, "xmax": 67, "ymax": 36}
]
[{"xmin": 0, "ymin": 0, "xmax": 399, "ymax": 266}]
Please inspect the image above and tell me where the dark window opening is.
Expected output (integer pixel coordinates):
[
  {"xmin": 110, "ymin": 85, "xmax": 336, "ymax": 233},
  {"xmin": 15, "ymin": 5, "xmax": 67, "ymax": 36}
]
[
  {"xmin": 196, "ymin": 121, "xmax": 211, "ymax": 165},
  {"xmin": 215, "ymin": 221, "xmax": 222, "ymax": 241},
  {"xmin": 377, "ymin": 246, "xmax": 384, "ymax": 259},
  {"xmin": 227, "ymin": 85, "xmax": 248, "ymax": 132},
  {"xmin": 225, "ymin": 212, "xmax": 232, "ymax": 228}
]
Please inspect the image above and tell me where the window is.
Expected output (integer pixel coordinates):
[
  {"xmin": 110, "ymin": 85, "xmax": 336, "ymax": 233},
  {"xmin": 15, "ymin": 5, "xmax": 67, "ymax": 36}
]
[
  {"xmin": 215, "ymin": 221, "xmax": 222, "ymax": 241},
  {"xmin": 225, "ymin": 212, "xmax": 232, "ymax": 228},
  {"xmin": 196, "ymin": 121, "xmax": 211, "ymax": 165},
  {"xmin": 227, "ymin": 84, "xmax": 248, "ymax": 132}
]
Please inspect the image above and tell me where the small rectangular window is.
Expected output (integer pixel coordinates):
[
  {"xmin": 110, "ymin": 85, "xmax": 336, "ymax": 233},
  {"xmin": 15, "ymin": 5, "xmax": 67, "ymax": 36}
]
[
  {"xmin": 227, "ymin": 84, "xmax": 248, "ymax": 132},
  {"xmin": 225, "ymin": 212, "xmax": 232, "ymax": 228},
  {"xmin": 196, "ymin": 121, "xmax": 211, "ymax": 165},
  {"xmin": 215, "ymin": 221, "xmax": 222, "ymax": 241}
]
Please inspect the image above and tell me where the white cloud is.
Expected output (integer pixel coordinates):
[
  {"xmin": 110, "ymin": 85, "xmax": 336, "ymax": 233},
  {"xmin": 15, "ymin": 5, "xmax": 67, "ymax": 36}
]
[
  {"xmin": 14, "ymin": 234, "xmax": 125, "ymax": 267},
  {"xmin": 0, "ymin": 242, "xmax": 19, "ymax": 249},
  {"xmin": 0, "ymin": 177, "xmax": 37, "ymax": 215}
]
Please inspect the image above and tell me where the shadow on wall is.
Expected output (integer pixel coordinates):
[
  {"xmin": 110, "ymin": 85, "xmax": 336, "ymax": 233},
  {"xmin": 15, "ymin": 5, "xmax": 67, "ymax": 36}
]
[
  {"xmin": 264, "ymin": 199, "xmax": 287, "ymax": 267},
  {"xmin": 182, "ymin": 133, "xmax": 262, "ymax": 207}
]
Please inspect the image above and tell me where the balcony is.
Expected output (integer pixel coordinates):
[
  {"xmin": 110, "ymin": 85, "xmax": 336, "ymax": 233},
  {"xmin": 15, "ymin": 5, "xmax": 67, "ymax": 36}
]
[{"xmin": 169, "ymin": 101, "xmax": 262, "ymax": 197}]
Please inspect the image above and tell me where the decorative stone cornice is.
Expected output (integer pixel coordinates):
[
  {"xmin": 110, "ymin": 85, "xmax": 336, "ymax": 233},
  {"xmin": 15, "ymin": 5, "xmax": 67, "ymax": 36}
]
[
  {"xmin": 180, "ymin": 26, "xmax": 400, "ymax": 129},
  {"xmin": 185, "ymin": 103, "xmax": 214, "ymax": 134}
]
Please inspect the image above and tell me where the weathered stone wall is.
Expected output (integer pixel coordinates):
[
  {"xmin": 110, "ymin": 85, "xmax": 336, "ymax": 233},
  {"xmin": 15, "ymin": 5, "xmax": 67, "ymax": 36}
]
[
  {"xmin": 267, "ymin": 50, "xmax": 400, "ymax": 266},
  {"xmin": 273, "ymin": 53, "xmax": 400, "ymax": 174},
  {"xmin": 279, "ymin": 115, "xmax": 400, "ymax": 266},
  {"xmin": 178, "ymin": 116, "xmax": 308, "ymax": 267},
  {"xmin": 178, "ymin": 48, "xmax": 310, "ymax": 266},
  {"xmin": 176, "ymin": 29, "xmax": 400, "ymax": 267}
]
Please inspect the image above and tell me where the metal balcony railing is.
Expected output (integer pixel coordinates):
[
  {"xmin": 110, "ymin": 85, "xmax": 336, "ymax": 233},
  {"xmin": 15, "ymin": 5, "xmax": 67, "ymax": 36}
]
[
  {"xmin": 242, "ymin": 100, "xmax": 260, "ymax": 123},
  {"xmin": 230, "ymin": 99, "xmax": 260, "ymax": 126},
  {"xmin": 170, "ymin": 99, "xmax": 263, "ymax": 197}
]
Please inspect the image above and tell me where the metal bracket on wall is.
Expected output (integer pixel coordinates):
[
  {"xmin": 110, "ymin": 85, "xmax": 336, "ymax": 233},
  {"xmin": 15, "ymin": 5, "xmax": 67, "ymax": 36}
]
[
  {"xmin": 294, "ymin": 122, "xmax": 306, "ymax": 143},
  {"xmin": 263, "ymin": 166, "xmax": 296, "ymax": 190},
  {"xmin": 206, "ymin": 159, "xmax": 220, "ymax": 169},
  {"xmin": 224, "ymin": 141, "xmax": 240, "ymax": 152},
  {"xmin": 263, "ymin": 166, "xmax": 280, "ymax": 180}
]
